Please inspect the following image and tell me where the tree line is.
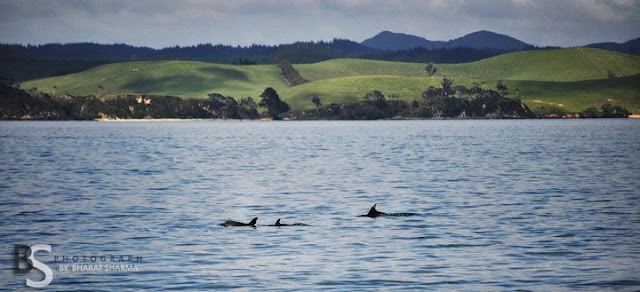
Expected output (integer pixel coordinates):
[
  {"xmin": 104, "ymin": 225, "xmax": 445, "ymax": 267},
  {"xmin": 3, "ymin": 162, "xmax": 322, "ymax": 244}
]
[
  {"xmin": 1, "ymin": 77, "xmax": 632, "ymax": 120},
  {"xmin": 297, "ymin": 74, "xmax": 631, "ymax": 120},
  {"xmin": 0, "ymin": 79, "xmax": 291, "ymax": 120},
  {"xmin": 1, "ymin": 40, "xmax": 504, "ymax": 64},
  {"xmin": 305, "ymin": 80, "xmax": 535, "ymax": 120}
]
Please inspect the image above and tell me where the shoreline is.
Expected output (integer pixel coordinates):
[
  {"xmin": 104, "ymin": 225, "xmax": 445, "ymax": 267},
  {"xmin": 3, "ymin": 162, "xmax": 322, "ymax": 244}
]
[
  {"xmin": 2, "ymin": 116, "xmax": 637, "ymax": 122},
  {"xmin": 96, "ymin": 118, "xmax": 220, "ymax": 122},
  {"xmin": 95, "ymin": 115, "xmax": 640, "ymax": 121}
]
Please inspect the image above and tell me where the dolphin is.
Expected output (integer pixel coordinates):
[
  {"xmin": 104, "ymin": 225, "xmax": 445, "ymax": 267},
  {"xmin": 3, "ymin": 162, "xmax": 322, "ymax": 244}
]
[
  {"xmin": 359, "ymin": 204, "xmax": 417, "ymax": 218},
  {"xmin": 221, "ymin": 217, "xmax": 257, "ymax": 227},
  {"xmin": 360, "ymin": 203, "xmax": 387, "ymax": 218},
  {"xmin": 269, "ymin": 218, "xmax": 309, "ymax": 227},
  {"xmin": 273, "ymin": 219, "xmax": 290, "ymax": 226}
]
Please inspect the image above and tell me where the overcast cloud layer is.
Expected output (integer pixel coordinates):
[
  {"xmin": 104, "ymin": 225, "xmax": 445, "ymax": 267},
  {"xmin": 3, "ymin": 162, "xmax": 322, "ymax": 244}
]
[{"xmin": 1, "ymin": 0, "xmax": 639, "ymax": 48}]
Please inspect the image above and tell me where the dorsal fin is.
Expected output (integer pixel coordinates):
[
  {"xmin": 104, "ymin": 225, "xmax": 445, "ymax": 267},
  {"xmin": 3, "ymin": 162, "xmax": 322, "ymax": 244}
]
[
  {"xmin": 249, "ymin": 217, "xmax": 258, "ymax": 226},
  {"xmin": 275, "ymin": 218, "xmax": 281, "ymax": 226},
  {"xmin": 367, "ymin": 203, "xmax": 378, "ymax": 215}
]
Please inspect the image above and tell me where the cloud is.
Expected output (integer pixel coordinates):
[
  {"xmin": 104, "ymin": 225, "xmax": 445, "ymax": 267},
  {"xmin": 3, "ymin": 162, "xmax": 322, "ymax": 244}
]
[{"xmin": 0, "ymin": 0, "xmax": 638, "ymax": 48}]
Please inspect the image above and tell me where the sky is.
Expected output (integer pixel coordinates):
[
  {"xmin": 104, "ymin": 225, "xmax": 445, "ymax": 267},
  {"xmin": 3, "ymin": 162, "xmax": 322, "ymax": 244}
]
[{"xmin": 0, "ymin": 0, "xmax": 639, "ymax": 48}]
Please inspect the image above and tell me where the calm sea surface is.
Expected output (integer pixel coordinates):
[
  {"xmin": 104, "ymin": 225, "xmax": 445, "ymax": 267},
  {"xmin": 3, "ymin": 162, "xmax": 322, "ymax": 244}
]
[{"xmin": 1, "ymin": 119, "xmax": 639, "ymax": 291}]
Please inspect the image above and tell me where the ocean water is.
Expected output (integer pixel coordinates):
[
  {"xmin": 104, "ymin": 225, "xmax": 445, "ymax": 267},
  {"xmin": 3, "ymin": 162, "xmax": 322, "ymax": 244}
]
[{"xmin": 0, "ymin": 119, "xmax": 639, "ymax": 291}]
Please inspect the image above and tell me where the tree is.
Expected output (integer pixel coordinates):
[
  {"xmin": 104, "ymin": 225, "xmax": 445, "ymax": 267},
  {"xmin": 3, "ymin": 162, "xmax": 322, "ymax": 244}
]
[
  {"xmin": 441, "ymin": 77, "xmax": 455, "ymax": 97},
  {"xmin": 259, "ymin": 87, "xmax": 290, "ymax": 120},
  {"xmin": 362, "ymin": 90, "xmax": 409, "ymax": 118},
  {"xmin": 328, "ymin": 103, "xmax": 341, "ymax": 115},
  {"xmin": 341, "ymin": 102, "xmax": 384, "ymax": 120},
  {"xmin": 364, "ymin": 90, "xmax": 386, "ymax": 110},
  {"xmin": 240, "ymin": 96, "xmax": 257, "ymax": 108},
  {"xmin": 208, "ymin": 93, "xmax": 240, "ymax": 119},
  {"xmin": 582, "ymin": 107, "xmax": 600, "ymax": 118},
  {"xmin": 239, "ymin": 97, "xmax": 258, "ymax": 119},
  {"xmin": 276, "ymin": 56, "xmax": 309, "ymax": 86},
  {"xmin": 601, "ymin": 103, "xmax": 631, "ymax": 118},
  {"xmin": 425, "ymin": 62, "xmax": 438, "ymax": 77},
  {"xmin": 311, "ymin": 94, "xmax": 322, "ymax": 112}
]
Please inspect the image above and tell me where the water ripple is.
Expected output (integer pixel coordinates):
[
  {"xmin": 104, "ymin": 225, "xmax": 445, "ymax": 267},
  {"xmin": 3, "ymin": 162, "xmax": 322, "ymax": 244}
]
[{"xmin": 1, "ymin": 119, "xmax": 639, "ymax": 291}]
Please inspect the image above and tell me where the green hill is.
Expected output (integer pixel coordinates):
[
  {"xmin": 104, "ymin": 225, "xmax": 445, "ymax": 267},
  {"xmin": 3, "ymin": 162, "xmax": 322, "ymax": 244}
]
[
  {"xmin": 287, "ymin": 48, "xmax": 640, "ymax": 112},
  {"xmin": 279, "ymin": 74, "xmax": 640, "ymax": 114},
  {"xmin": 443, "ymin": 47, "xmax": 640, "ymax": 82},
  {"xmin": 296, "ymin": 48, "xmax": 640, "ymax": 82},
  {"xmin": 21, "ymin": 60, "xmax": 288, "ymax": 99},
  {"xmin": 280, "ymin": 75, "xmax": 476, "ymax": 111},
  {"xmin": 508, "ymin": 75, "xmax": 640, "ymax": 113},
  {"xmin": 295, "ymin": 59, "xmax": 426, "ymax": 81},
  {"xmin": 20, "ymin": 48, "xmax": 640, "ymax": 114}
]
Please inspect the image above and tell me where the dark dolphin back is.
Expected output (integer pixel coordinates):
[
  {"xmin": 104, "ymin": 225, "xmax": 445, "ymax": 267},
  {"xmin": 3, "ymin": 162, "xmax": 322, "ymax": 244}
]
[
  {"xmin": 366, "ymin": 203, "xmax": 386, "ymax": 217},
  {"xmin": 360, "ymin": 203, "xmax": 417, "ymax": 217},
  {"xmin": 385, "ymin": 212, "xmax": 418, "ymax": 217}
]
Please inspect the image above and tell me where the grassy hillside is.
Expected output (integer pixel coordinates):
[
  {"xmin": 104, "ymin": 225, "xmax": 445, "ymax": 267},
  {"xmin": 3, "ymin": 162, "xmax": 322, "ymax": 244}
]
[
  {"xmin": 296, "ymin": 48, "xmax": 640, "ymax": 82},
  {"xmin": 507, "ymin": 75, "xmax": 640, "ymax": 113},
  {"xmin": 281, "ymin": 75, "xmax": 478, "ymax": 111},
  {"xmin": 443, "ymin": 48, "xmax": 640, "ymax": 82},
  {"xmin": 280, "ymin": 74, "xmax": 640, "ymax": 113},
  {"xmin": 21, "ymin": 60, "xmax": 288, "ymax": 99},
  {"xmin": 295, "ymin": 59, "xmax": 426, "ymax": 81},
  {"xmin": 20, "ymin": 48, "xmax": 640, "ymax": 113}
]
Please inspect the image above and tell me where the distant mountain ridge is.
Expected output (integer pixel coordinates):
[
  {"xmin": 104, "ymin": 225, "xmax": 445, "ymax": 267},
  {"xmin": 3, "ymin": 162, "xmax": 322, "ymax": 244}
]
[
  {"xmin": 446, "ymin": 30, "xmax": 533, "ymax": 51},
  {"xmin": 586, "ymin": 37, "xmax": 640, "ymax": 55},
  {"xmin": 359, "ymin": 31, "xmax": 445, "ymax": 51},
  {"xmin": 361, "ymin": 30, "xmax": 534, "ymax": 51}
]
